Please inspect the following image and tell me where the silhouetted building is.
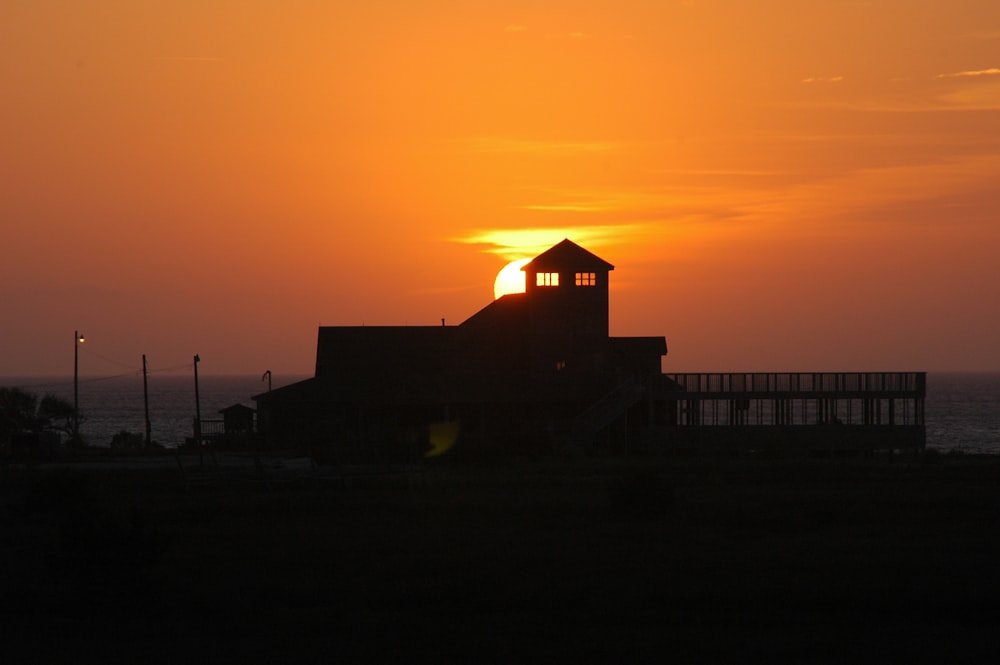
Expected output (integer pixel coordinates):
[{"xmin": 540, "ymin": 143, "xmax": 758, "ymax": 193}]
[
  {"xmin": 254, "ymin": 239, "xmax": 925, "ymax": 460},
  {"xmin": 254, "ymin": 239, "xmax": 666, "ymax": 460},
  {"xmin": 220, "ymin": 404, "xmax": 256, "ymax": 437}
]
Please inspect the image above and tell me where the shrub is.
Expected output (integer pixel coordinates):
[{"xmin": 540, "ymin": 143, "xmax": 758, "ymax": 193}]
[{"xmin": 110, "ymin": 430, "xmax": 145, "ymax": 451}]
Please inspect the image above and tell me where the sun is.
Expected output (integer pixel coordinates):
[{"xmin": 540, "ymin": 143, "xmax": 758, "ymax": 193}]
[{"xmin": 493, "ymin": 258, "xmax": 531, "ymax": 299}]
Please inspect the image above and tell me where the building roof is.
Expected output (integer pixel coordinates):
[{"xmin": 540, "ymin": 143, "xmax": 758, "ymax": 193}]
[
  {"xmin": 522, "ymin": 238, "xmax": 615, "ymax": 273},
  {"xmin": 458, "ymin": 292, "xmax": 528, "ymax": 333},
  {"xmin": 315, "ymin": 325, "xmax": 455, "ymax": 378},
  {"xmin": 219, "ymin": 403, "xmax": 256, "ymax": 415}
]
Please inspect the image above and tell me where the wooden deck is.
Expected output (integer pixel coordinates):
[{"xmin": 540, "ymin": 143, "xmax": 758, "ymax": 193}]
[{"xmin": 651, "ymin": 372, "xmax": 926, "ymax": 453}]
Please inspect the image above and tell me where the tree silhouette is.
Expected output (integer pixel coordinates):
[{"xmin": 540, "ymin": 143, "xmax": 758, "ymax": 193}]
[{"xmin": 0, "ymin": 387, "xmax": 77, "ymax": 452}]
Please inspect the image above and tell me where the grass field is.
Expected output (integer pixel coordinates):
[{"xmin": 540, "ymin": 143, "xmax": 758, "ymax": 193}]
[{"xmin": 3, "ymin": 453, "xmax": 999, "ymax": 663}]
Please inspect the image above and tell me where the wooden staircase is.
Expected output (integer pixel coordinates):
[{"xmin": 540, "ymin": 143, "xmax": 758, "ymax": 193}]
[{"xmin": 570, "ymin": 377, "xmax": 646, "ymax": 447}]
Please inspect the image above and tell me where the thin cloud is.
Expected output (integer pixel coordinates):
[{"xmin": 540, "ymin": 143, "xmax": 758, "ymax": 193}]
[
  {"xmin": 963, "ymin": 30, "xmax": 1000, "ymax": 42},
  {"xmin": 461, "ymin": 137, "xmax": 620, "ymax": 155},
  {"xmin": 935, "ymin": 68, "xmax": 1000, "ymax": 79},
  {"xmin": 935, "ymin": 80, "xmax": 1000, "ymax": 110},
  {"xmin": 801, "ymin": 76, "xmax": 845, "ymax": 84},
  {"xmin": 151, "ymin": 56, "xmax": 220, "ymax": 62},
  {"xmin": 523, "ymin": 204, "xmax": 610, "ymax": 212},
  {"xmin": 515, "ymin": 184, "xmax": 767, "ymax": 227},
  {"xmin": 544, "ymin": 31, "xmax": 589, "ymax": 40},
  {"xmin": 753, "ymin": 153, "xmax": 1000, "ymax": 229},
  {"xmin": 453, "ymin": 224, "xmax": 654, "ymax": 260},
  {"xmin": 411, "ymin": 284, "xmax": 481, "ymax": 296},
  {"xmin": 651, "ymin": 168, "xmax": 788, "ymax": 177},
  {"xmin": 504, "ymin": 24, "xmax": 527, "ymax": 33}
]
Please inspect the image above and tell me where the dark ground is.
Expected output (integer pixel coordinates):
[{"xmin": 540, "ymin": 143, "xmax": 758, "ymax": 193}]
[{"xmin": 2, "ymin": 453, "xmax": 999, "ymax": 664}]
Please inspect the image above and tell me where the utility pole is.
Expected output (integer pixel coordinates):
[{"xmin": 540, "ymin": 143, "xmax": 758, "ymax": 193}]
[
  {"xmin": 142, "ymin": 354, "xmax": 152, "ymax": 448},
  {"xmin": 73, "ymin": 330, "xmax": 85, "ymax": 442},
  {"xmin": 194, "ymin": 354, "xmax": 202, "ymax": 465}
]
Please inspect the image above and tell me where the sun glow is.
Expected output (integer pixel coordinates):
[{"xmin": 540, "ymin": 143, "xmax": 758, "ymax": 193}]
[
  {"xmin": 493, "ymin": 258, "xmax": 531, "ymax": 299},
  {"xmin": 455, "ymin": 224, "xmax": 655, "ymax": 262}
]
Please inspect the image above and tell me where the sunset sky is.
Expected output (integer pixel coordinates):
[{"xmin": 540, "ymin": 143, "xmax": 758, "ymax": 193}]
[{"xmin": 3, "ymin": 0, "xmax": 999, "ymax": 378}]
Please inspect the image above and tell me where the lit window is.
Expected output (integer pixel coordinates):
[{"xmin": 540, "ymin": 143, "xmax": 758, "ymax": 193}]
[
  {"xmin": 536, "ymin": 272, "xmax": 559, "ymax": 287},
  {"xmin": 556, "ymin": 360, "xmax": 566, "ymax": 371},
  {"xmin": 575, "ymin": 272, "xmax": 596, "ymax": 286}
]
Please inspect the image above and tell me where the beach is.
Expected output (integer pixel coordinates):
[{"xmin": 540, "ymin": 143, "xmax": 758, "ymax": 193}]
[{"xmin": 3, "ymin": 453, "xmax": 999, "ymax": 663}]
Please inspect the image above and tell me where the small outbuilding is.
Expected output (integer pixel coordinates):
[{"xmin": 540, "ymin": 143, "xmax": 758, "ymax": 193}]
[{"xmin": 219, "ymin": 403, "xmax": 256, "ymax": 437}]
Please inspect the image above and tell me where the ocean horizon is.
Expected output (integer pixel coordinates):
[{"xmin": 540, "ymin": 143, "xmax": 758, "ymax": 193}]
[
  {"xmin": 2, "ymin": 373, "xmax": 309, "ymax": 450},
  {"xmin": 3, "ymin": 372, "xmax": 998, "ymax": 454}
]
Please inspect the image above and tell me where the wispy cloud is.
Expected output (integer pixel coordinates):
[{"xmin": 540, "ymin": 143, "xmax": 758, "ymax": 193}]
[
  {"xmin": 504, "ymin": 24, "xmax": 527, "ymax": 33},
  {"xmin": 962, "ymin": 29, "xmax": 1000, "ymax": 42},
  {"xmin": 151, "ymin": 56, "xmax": 220, "ymax": 62},
  {"xmin": 772, "ymin": 75, "xmax": 1000, "ymax": 113},
  {"xmin": 935, "ymin": 79, "xmax": 1000, "ymax": 111},
  {"xmin": 410, "ymin": 284, "xmax": 481, "ymax": 296},
  {"xmin": 651, "ymin": 168, "xmax": 788, "ymax": 178},
  {"xmin": 523, "ymin": 204, "xmax": 610, "ymax": 212},
  {"xmin": 453, "ymin": 224, "xmax": 654, "ymax": 260},
  {"xmin": 461, "ymin": 137, "xmax": 620, "ymax": 155},
  {"xmin": 935, "ymin": 68, "xmax": 1000, "ymax": 79},
  {"xmin": 752, "ymin": 153, "xmax": 1000, "ymax": 229},
  {"xmin": 801, "ymin": 76, "xmax": 845, "ymax": 84}
]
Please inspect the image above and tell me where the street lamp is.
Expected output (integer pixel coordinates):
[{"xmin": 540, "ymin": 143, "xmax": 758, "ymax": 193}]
[{"xmin": 73, "ymin": 330, "xmax": 85, "ymax": 442}]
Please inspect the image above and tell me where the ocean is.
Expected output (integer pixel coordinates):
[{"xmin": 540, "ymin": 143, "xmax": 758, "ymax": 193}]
[
  {"xmin": 3, "ymin": 372, "xmax": 999, "ymax": 454},
  {"xmin": 2, "ymin": 374, "xmax": 307, "ymax": 449},
  {"xmin": 923, "ymin": 372, "xmax": 1000, "ymax": 454}
]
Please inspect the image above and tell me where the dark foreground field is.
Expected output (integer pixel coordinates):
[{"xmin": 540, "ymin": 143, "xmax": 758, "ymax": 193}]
[{"xmin": 3, "ymin": 454, "xmax": 1000, "ymax": 664}]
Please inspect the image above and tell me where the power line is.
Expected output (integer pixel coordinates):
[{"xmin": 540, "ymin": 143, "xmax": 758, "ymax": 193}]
[
  {"xmin": 77, "ymin": 345, "xmax": 139, "ymax": 371},
  {"xmin": 148, "ymin": 362, "xmax": 195, "ymax": 374},
  {"xmin": 4, "ymin": 357, "xmax": 197, "ymax": 393},
  {"xmin": 78, "ymin": 372, "xmax": 142, "ymax": 385},
  {"xmin": 4, "ymin": 372, "xmax": 141, "ymax": 392},
  {"xmin": 3, "ymin": 378, "xmax": 75, "ymax": 391}
]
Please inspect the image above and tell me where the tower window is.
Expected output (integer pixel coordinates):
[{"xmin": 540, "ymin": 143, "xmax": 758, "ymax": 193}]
[
  {"xmin": 536, "ymin": 272, "xmax": 559, "ymax": 287},
  {"xmin": 575, "ymin": 272, "xmax": 596, "ymax": 286}
]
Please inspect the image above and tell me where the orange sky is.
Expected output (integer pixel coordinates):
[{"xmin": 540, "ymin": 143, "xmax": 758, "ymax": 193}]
[{"xmin": 2, "ymin": 0, "xmax": 999, "ymax": 377}]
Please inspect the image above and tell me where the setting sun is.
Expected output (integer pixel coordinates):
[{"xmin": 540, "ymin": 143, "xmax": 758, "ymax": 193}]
[{"xmin": 493, "ymin": 258, "xmax": 531, "ymax": 300}]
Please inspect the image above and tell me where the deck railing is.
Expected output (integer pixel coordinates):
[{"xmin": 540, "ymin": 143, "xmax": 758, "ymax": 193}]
[
  {"xmin": 664, "ymin": 372, "xmax": 925, "ymax": 396},
  {"xmin": 658, "ymin": 372, "xmax": 925, "ymax": 429},
  {"xmin": 194, "ymin": 418, "xmax": 226, "ymax": 437}
]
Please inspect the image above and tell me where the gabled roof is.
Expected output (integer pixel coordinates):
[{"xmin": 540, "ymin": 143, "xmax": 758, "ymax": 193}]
[
  {"xmin": 315, "ymin": 325, "xmax": 455, "ymax": 378},
  {"xmin": 219, "ymin": 403, "xmax": 256, "ymax": 415},
  {"xmin": 459, "ymin": 291, "xmax": 528, "ymax": 331},
  {"xmin": 522, "ymin": 238, "xmax": 615, "ymax": 273}
]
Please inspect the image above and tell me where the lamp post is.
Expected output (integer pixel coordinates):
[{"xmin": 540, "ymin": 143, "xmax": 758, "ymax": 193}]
[
  {"xmin": 73, "ymin": 330, "xmax": 85, "ymax": 442},
  {"xmin": 262, "ymin": 369, "xmax": 272, "ymax": 392}
]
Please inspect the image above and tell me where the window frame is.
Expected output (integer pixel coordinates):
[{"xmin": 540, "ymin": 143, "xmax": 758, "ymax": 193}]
[{"xmin": 536, "ymin": 272, "xmax": 560, "ymax": 287}]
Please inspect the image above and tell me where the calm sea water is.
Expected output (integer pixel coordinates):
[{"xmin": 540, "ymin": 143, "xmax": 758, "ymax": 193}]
[
  {"xmin": 923, "ymin": 372, "xmax": 1000, "ymax": 454},
  {"xmin": 3, "ymin": 372, "xmax": 999, "ymax": 453}
]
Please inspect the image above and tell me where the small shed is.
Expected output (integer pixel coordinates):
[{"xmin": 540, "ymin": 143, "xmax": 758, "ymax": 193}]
[{"xmin": 219, "ymin": 403, "xmax": 256, "ymax": 436}]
